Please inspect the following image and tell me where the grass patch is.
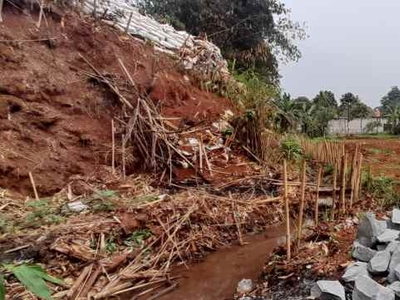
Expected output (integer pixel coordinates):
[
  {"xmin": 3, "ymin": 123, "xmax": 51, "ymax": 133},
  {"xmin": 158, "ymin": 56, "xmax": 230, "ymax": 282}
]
[
  {"xmin": 368, "ymin": 148, "xmax": 392, "ymax": 155},
  {"xmin": 363, "ymin": 170, "xmax": 400, "ymax": 208}
]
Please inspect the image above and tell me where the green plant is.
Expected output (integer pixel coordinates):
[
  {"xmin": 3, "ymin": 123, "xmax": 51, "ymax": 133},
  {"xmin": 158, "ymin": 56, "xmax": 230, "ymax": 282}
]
[
  {"xmin": 105, "ymin": 237, "xmax": 118, "ymax": 254},
  {"xmin": 0, "ymin": 264, "xmax": 64, "ymax": 300},
  {"xmin": 25, "ymin": 200, "xmax": 64, "ymax": 227},
  {"xmin": 280, "ymin": 136, "xmax": 303, "ymax": 161},
  {"xmin": 125, "ymin": 229, "xmax": 152, "ymax": 248},
  {"xmin": 363, "ymin": 170, "xmax": 400, "ymax": 208},
  {"xmin": 90, "ymin": 190, "xmax": 118, "ymax": 212}
]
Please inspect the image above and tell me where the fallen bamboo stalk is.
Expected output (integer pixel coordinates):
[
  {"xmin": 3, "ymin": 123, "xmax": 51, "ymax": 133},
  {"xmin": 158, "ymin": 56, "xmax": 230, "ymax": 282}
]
[
  {"xmin": 297, "ymin": 160, "xmax": 307, "ymax": 247},
  {"xmin": 67, "ymin": 264, "xmax": 92, "ymax": 299},
  {"xmin": 28, "ymin": 172, "xmax": 40, "ymax": 201},
  {"xmin": 283, "ymin": 160, "xmax": 291, "ymax": 261},
  {"xmin": 315, "ymin": 165, "xmax": 322, "ymax": 226},
  {"xmin": 79, "ymin": 54, "xmax": 133, "ymax": 109},
  {"xmin": 146, "ymin": 282, "xmax": 179, "ymax": 300}
]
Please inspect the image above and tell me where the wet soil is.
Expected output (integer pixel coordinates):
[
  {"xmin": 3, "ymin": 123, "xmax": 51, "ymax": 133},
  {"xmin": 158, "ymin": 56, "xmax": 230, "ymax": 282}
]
[{"xmin": 158, "ymin": 226, "xmax": 286, "ymax": 300}]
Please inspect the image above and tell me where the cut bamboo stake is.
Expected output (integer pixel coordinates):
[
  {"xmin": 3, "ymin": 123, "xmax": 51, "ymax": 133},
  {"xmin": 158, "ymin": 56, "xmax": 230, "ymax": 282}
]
[
  {"xmin": 203, "ymin": 142, "xmax": 213, "ymax": 177},
  {"xmin": 122, "ymin": 134, "xmax": 126, "ymax": 180},
  {"xmin": 28, "ymin": 172, "xmax": 40, "ymax": 201},
  {"xmin": 111, "ymin": 119, "xmax": 115, "ymax": 174},
  {"xmin": 331, "ymin": 163, "xmax": 338, "ymax": 221},
  {"xmin": 199, "ymin": 135, "xmax": 203, "ymax": 173},
  {"xmin": 354, "ymin": 154, "xmax": 363, "ymax": 203},
  {"xmin": 0, "ymin": 0, "xmax": 4, "ymax": 23},
  {"xmin": 349, "ymin": 144, "xmax": 359, "ymax": 208},
  {"xmin": 125, "ymin": 11, "xmax": 133, "ymax": 34},
  {"xmin": 283, "ymin": 160, "xmax": 291, "ymax": 261},
  {"xmin": 37, "ymin": 0, "xmax": 44, "ymax": 28},
  {"xmin": 340, "ymin": 153, "xmax": 348, "ymax": 214},
  {"xmin": 297, "ymin": 160, "xmax": 307, "ymax": 247},
  {"xmin": 314, "ymin": 165, "xmax": 322, "ymax": 226}
]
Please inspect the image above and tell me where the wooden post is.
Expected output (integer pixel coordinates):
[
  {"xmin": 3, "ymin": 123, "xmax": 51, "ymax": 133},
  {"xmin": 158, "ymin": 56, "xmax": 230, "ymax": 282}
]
[
  {"xmin": 122, "ymin": 134, "xmax": 126, "ymax": 180},
  {"xmin": 340, "ymin": 153, "xmax": 348, "ymax": 214},
  {"xmin": 29, "ymin": 172, "xmax": 40, "ymax": 201},
  {"xmin": 125, "ymin": 12, "xmax": 133, "ymax": 34},
  {"xmin": 315, "ymin": 165, "xmax": 322, "ymax": 226},
  {"xmin": 331, "ymin": 163, "xmax": 338, "ymax": 221},
  {"xmin": 297, "ymin": 160, "xmax": 307, "ymax": 247},
  {"xmin": 111, "ymin": 119, "xmax": 115, "ymax": 174},
  {"xmin": 0, "ymin": 0, "xmax": 4, "ymax": 23},
  {"xmin": 283, "ymin": 160, "xmax": 291, "ymax": 261}
]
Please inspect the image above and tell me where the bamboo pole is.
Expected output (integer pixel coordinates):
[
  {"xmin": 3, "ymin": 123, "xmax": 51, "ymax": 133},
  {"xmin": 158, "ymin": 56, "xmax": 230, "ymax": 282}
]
[
  {"xmin": 340, "ymin": 153, "xmax": 348, "ymax": 214},
  {"xmin": 315, "ymin": 165, "xmax": 322, "ymax": 226},
  {"xmin": 111, "ymin": 119, "xmax": 115, "ymax": 174},
  {"xmin": 283, "ymin": 160, "xmax": 291, "ymax": 261},
  {"xmin": 331, "ymin": 163, "xmax": 338, "ymax": 221},
  {"xmin": 29, "ymin": 172, "xmax": 40, "ymax": 201},
  {"xmin": 354, "ymin": 154, "xmax": 363, "ymax": 203},
  {"xmin": 349, "ymin": 144, "xmax": 359, "ymax": 208},
  {"xmin": 297, "ymin": 160, "xmax": 307, "ymax": 247},
  {"xmin": 0, "ymin": 0, "xmax": 4, "ymax": 23},
  {"xmin": 122, "ymin": 134, "xmax": 126, "ymax": 180},
  {"xmin": 199, "ymin": 135, "xmax": 203, "ymax": 173},
  {"xmin": 37, "ymin": 0, "xmax": 44, "ymax": 28}
]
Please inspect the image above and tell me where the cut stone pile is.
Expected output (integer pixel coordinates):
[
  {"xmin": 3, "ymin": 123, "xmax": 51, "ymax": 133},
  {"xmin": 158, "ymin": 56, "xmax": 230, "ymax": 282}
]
[{"xmin": 312, "ymin": 209, "xmax": 400, "ymax": 300}]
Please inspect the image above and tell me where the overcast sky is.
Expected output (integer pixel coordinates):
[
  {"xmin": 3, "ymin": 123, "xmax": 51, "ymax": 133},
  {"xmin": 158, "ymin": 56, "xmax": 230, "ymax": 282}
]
[{"xmin": 280, "ymin": 0, "xmax": 400, "ymax": 108}]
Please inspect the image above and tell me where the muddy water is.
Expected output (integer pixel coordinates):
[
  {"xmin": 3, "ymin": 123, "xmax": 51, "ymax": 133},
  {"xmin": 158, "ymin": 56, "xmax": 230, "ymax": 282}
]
[{"xmin": 158, "ymin": 225, "xmax": 286, "ymax": 300}]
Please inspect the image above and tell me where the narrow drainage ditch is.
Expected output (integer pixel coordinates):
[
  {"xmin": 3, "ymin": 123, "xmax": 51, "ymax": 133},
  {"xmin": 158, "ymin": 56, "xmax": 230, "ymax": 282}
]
[{"xmin": 156, "ymin": 225, "xmax": 287, "ymax": 300}]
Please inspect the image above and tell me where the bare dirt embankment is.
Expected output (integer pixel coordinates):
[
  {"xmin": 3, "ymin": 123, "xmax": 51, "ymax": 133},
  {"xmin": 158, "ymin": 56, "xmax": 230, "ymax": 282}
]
[{"xmin": 0, "ymin": 5, "xmax": 233, "ymax": 197}]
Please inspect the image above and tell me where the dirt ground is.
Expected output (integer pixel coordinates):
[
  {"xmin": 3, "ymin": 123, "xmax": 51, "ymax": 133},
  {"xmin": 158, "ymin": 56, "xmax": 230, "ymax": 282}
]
[{"xmin": 346, "ymin": 137, "xmax": 400, "ymax": 181}]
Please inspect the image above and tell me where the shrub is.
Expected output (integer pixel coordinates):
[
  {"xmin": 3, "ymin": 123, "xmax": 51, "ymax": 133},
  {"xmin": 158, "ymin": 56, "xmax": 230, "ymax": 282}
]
[{"xmin": 280, "ymin": 136, "xmax": 303, "ymax": 161}]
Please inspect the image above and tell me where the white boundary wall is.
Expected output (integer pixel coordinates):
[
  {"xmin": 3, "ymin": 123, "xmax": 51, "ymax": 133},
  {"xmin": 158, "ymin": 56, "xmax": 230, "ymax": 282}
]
[{"xmin": 328, "ymin": 118, "xmax": 388, "ymax": 135}]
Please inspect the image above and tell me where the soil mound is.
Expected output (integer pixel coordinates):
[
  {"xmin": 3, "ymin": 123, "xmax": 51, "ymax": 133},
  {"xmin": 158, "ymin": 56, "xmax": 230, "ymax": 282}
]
[{"xmin": 0, "ymin": 6, "xmax": 232, "ymax": 196}]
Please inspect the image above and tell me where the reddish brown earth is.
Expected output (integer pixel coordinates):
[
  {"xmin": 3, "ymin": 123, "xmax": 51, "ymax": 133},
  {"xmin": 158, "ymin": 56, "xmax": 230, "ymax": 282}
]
[
  {"xmin": 346, "ymin": 138, "xmax": 400, "ymax": 180},
  {"xmin": 0, "ymin": 5, "xmax": 232, "ymax": 196}
]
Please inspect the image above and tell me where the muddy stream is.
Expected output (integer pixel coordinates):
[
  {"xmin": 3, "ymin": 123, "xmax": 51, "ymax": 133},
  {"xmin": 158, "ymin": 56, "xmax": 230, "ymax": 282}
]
[{"xmin": 155, "ymin": 225, "xmax": 286, "ymax": 300}]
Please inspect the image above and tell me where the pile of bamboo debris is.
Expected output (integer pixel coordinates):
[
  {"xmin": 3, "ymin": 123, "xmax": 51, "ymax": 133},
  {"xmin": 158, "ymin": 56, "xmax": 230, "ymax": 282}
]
[{"xmin": 0, "ymin": 183, "xmax": 283, "ymax": 299}]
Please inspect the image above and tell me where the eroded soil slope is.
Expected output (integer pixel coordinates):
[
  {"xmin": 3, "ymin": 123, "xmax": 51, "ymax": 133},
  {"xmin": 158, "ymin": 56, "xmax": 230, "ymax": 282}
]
[{"xmin": 0, "ymin": 6, "xmax": 232, "ymax": 196}]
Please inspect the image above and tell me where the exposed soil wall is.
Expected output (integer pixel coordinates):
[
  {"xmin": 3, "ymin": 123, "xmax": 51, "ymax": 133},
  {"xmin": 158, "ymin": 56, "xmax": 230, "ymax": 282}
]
[{"xmin": 0, "ymin": 6, "xmax": 232, "ymax": 196}]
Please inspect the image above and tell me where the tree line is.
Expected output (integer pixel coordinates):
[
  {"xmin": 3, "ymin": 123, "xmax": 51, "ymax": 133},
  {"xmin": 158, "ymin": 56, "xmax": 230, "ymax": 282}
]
[
  {"xmin": 275, "ymin": 91, "xmax": 373, "ymax": 137},
  {"xmin": 276, "ymin": 86, "xmax": 400, "ymax": 137}
]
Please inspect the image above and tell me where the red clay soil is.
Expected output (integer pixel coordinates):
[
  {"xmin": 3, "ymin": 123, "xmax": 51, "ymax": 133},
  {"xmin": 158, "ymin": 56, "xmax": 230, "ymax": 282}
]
[
  {"xmin": 346, "ymin": 138, "xmax": 400, "ymax": 180},
  {"xmin": 0, "ymin": 6, "xmax": 232, "ymax": 196}
]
